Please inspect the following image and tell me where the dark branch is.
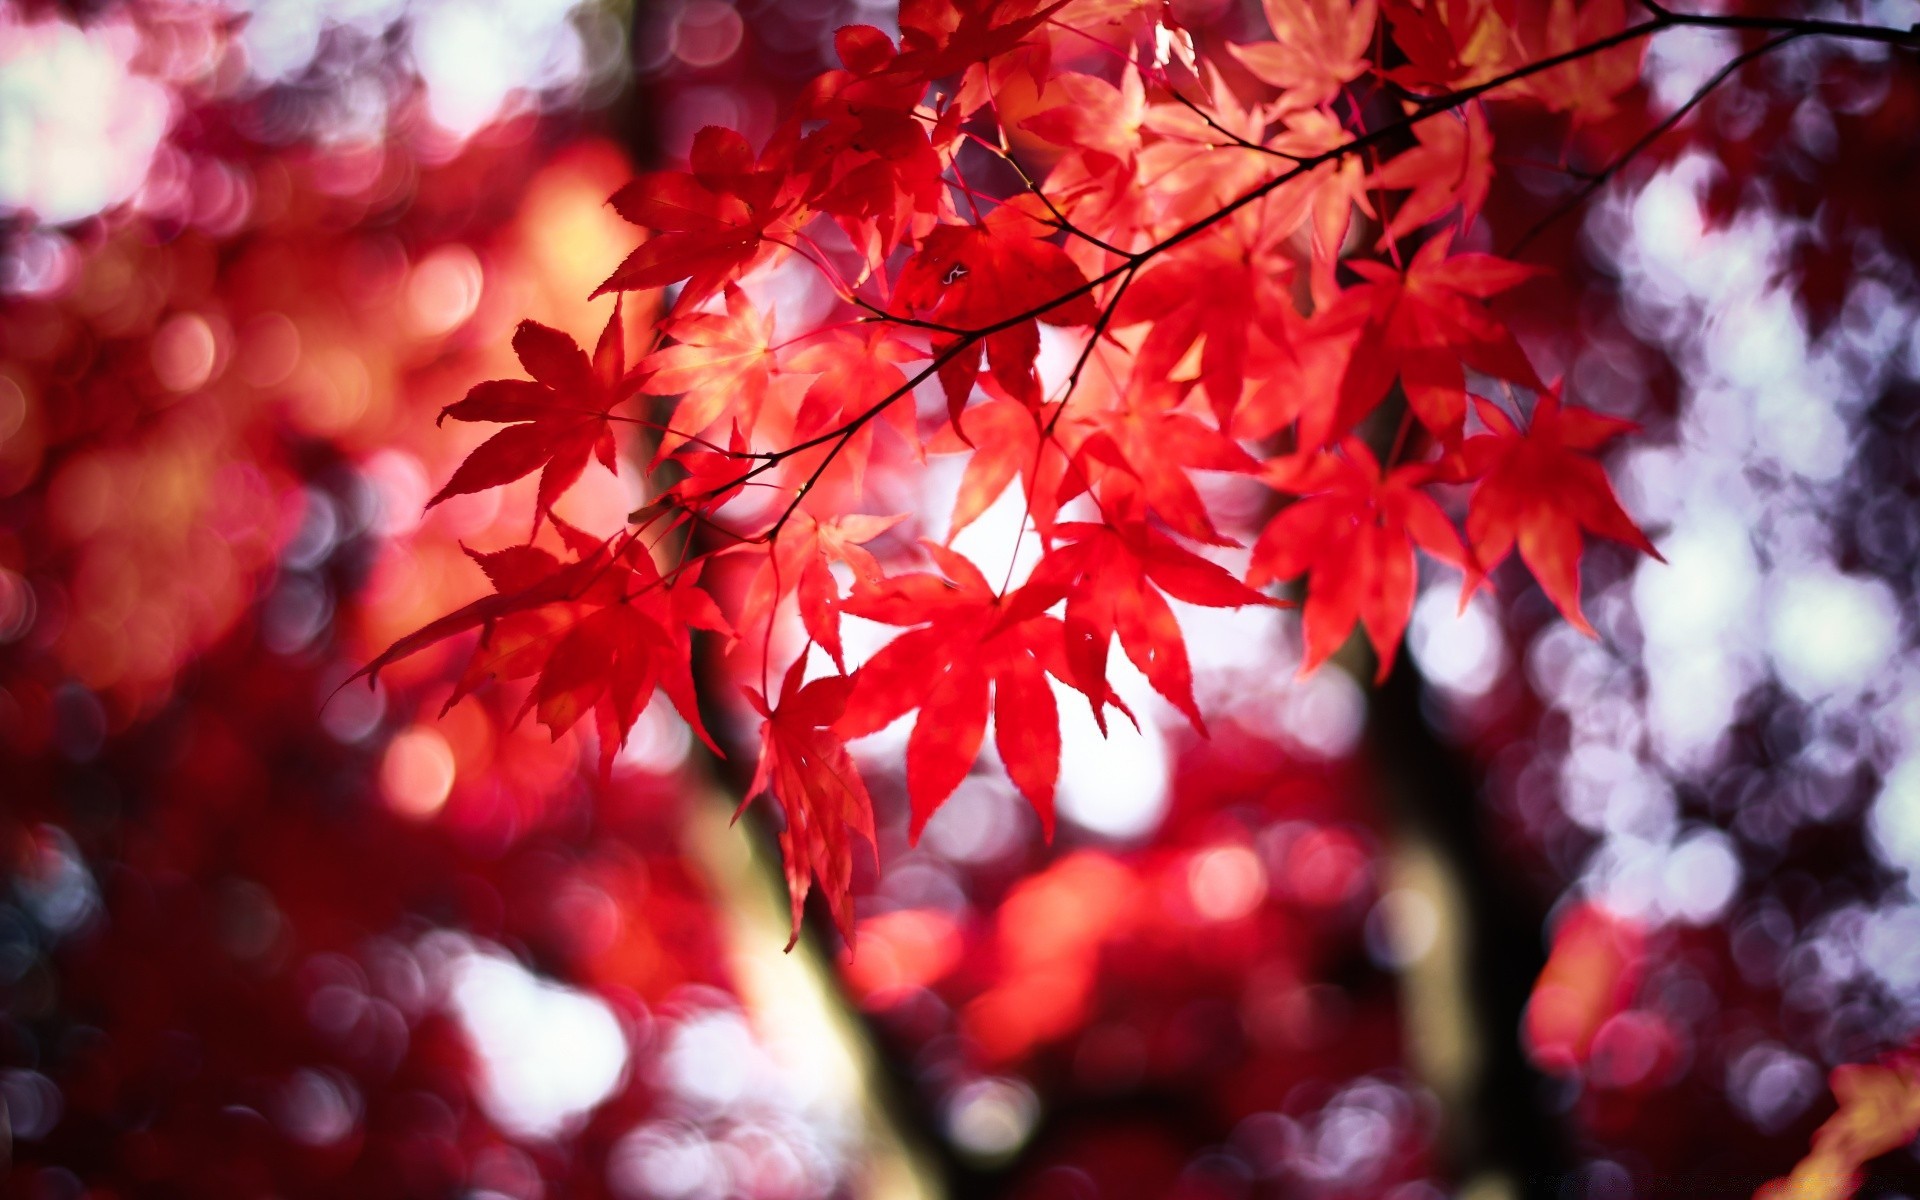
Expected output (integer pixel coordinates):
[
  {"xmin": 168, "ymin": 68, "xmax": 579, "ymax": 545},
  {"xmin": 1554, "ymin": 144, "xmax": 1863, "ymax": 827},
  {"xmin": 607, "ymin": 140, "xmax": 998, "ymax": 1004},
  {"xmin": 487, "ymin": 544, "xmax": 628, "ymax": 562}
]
[
  {"xmin": 1507, "ymin": 31, "xmax": 1806, "ymax": 256},
  {"xmin": 657, "ymin": 5, "xmax": 1919, "ymax": 547}
]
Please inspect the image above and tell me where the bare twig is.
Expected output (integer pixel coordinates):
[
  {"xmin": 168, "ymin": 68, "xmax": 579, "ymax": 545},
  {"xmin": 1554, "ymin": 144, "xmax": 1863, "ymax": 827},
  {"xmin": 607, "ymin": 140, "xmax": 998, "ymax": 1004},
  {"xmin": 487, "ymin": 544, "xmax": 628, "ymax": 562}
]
[{"xmin": 1506, "ymin": 30, "xmax": 1806, "ymax": 255}]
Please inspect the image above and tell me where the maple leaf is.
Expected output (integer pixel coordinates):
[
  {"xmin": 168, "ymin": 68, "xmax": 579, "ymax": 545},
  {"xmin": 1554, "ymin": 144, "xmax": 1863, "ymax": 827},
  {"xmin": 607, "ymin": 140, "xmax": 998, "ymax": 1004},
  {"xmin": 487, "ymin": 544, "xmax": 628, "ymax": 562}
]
[
  {"xmin": 742, "ymin": 511, "xmax": 906, "ymax": 671},
  {"xmin": 598, "ymin": 126, "xmax": 803, "ymax": 313},
  {"xmin": 1114, "ymin": 228, "xmax": 1298, "ymax": 426},
  {"xmin": 895, "ymin": 203, "xmax": 1099, "ymax": 420},
  {"xmin": 786, "ymin": 325, "xmax": 921, "ymax": 453},
  {"xmin": 429, "ymin": 304, "xmax": 627, "ymax": 528},
  {"xmin": 746, "ymin": 654, "xmax": 877, "ymax": 949},
  {"xmin": 792, "ymin": 26, "xmax": 950, "ymax": 258},
  {"xmin": 1137, "ymin": 62, "xmax": 1275, "ymax": 221},
  {"xmin": 1516, "ymin": 0, "xmax": 1645, "ymax": 119},
  {"xmin": 1380, "ymin": 0, "xmax": 1517, "ymax": 93},
  {"xmin": 896, "ymin": 0, "xmax": 1069, "ymax": 91},
  {"xmin": 837, "ymin": 543, "xmax": 1090, "ymax": 840},
  {"xmin": 638, "ymin": 284, "xmax": 777, "ymax": 460},
  {"xmin": 1459, "ymin": 387, "xmax": 1662, "ymax": 635},
  {"xmin": 928, "ymin": 395, "xmax": 1074, "ymax": 536},
  {"xmin": 1020, "ymin": 68, "xmax": 1147, "ymax": 174},
  {"xmin": 1247, "ymin": 439, "xmax": 1469, "ymax": 679},
  {"xmin": 356, "ymin": 517, "xmax": 729, "ymax": 779},
  {"xmin": 1008, "ymin": 519, "xmax": 1270, "ymax": 733},
  {"xmin": 1069, "ymin": 391, "xmax": 1259, "ymax": 545},
  {"xmin": 1264, "ymin": 107, "xmax": 1377, "ymax": 305},
  {"xmin": 1233, "ymin": 303, "xmax": 1361, "ymax": 448},
  {"xmin": 523, "ymin": 549, "xmax": 731, "ymax": 775},
  {"xmin": 642, "ymin": 422, "xmax": 754, "ymax": 522},
  {"xmin": 1369, "ymin": 100, "xmax": 1493, "ymax": 246},
  {"xmin": 1336, "ymin": 230, "xmax": 1544, "ymax": 445},
  {"xmin": 1228, "ymin": 0, "xmax": 1378, "ymax": 113}
]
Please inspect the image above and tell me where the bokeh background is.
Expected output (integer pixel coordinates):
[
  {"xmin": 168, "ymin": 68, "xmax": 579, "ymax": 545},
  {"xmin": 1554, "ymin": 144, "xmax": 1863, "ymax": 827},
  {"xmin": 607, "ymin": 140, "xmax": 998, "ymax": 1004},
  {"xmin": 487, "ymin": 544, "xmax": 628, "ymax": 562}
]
[{"xmin": 3, "ymin": 1, "xmax": 1920, "ymax": 1197}]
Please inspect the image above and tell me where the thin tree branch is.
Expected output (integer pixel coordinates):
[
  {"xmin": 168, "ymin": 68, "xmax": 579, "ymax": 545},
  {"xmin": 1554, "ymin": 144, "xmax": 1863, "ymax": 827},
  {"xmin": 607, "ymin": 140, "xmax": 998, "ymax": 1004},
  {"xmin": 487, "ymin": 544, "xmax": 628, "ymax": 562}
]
[
  {"xmin": 1166, "ymin": 89, "xmax": 1305, "ymax": 162},
  {"xmin": 653, "ymin": 6, "xmax": 1918, "ymax": 549},
  {"xmin": 1507, "ymin": 31, "xmax": 1805, "ymax": 256}
]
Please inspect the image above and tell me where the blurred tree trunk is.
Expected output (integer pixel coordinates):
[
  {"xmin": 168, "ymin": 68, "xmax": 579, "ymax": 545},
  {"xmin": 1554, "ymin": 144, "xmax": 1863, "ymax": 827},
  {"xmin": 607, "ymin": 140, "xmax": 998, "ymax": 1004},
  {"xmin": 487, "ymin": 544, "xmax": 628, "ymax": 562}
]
[{"xmin": 1369, "ymin": 659, "xmax": 1573, "ymax": 1198}]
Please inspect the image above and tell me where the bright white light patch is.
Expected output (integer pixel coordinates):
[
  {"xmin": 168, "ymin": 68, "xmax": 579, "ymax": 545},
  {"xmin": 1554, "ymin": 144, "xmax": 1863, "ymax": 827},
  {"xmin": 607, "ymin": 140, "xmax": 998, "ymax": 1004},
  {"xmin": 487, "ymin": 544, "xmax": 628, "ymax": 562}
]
[
  {"xmin": 661, "ymin": 1008, "xmax": 759, "ymax": 1117},
  {"xmin": 1861, "ymin": 903, "xmax": 1920, "ymax": 992},
  {"xmin": 1055, "ymin": 669, "xmax": 1169, "ymax": 843},
  {"xmin": 0, "ymin": 16, "xmax": 170, "ymax": 225},
  {"xmin": 1409, "ymin": 586, "xmax": 1505, "ymax": 697},
  {"xmin": 945, "ymin": 1077, "xmax": 1039, "ymax": 1162},
  {"xmin": 1660, "ymin": 829, "xmax": 1740, "ymax": 925},
  {"xmin": 1631, "ymin": 510, "xmax": 1762, "ymax": 765},
  {"xmin": 1767, "ymin": 568, "xmax": 1900, "ymax": 700},
  {"xmin": 412, "ymin": 0, "xmax": 588, "ymax": 137},
  {"xmin": 1870, "ymin": 756, "xmax": 1920, "ymax": 880},
  {"xmin": 449, "ymin": 950, "xmax": 628, "ymax": 1139}
]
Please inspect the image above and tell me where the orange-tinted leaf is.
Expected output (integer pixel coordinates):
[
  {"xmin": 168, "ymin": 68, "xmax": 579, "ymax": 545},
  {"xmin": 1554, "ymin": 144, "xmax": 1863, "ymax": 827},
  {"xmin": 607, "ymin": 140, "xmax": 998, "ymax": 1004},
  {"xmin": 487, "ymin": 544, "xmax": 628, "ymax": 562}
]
[
  {"xmin": 1228, "ymin": 0, "xmax": 1377, "ymax": 112},
  {"xmin": 640, "ymin": 285, "xmax": 778, "ymax": 459}
]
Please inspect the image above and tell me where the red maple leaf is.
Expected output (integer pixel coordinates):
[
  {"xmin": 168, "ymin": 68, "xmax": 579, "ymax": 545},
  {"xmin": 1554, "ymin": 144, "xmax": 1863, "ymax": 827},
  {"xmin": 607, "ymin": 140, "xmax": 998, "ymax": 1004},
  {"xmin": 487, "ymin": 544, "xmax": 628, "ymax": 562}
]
[
  {"xmin": 642, "ymin": 423, "xmax": 754, "ymax": 522},
  {"xmin": 1069, "ymin": 391, "xmax": 1259, "ymax": 546},
  {"xmin": 894, "ymin": 203, "xmax": 1098, "ymax": 420},
  {"xmin": 1227, "ymin": 0, "xmax": 1378, "ymax": 113},
  {"xmin": 786, "ymin": 325, "xmax": 921, "ymax": 452},
  {"xmin": 1233, "ymin": 303, "xmax": 1360, "ymax": 449},
  {"xmin": 836, "ymin": 543, "xmax": 1098, "ymax": 840},
  {"xmin": 1009, "ymin": 519, "xmax": 1270, "ymax": 733},
  {"xmin": 792, "ymin": 26, "xmax": 951, "ymax": 258},
  {"xmin": 1021, "ymin": 67, "xmax": 1148, "ymax": 176},
  {"xmin": 1369, "ymin": 100, "xmax": 1493, "ymax": 246},
  {"xmin": 1336, "ymin": 230, "xmax": 1544, "ymax": 445},
  {"xmin": 743, "ymin": 511, "xmax": 906, "ymax": 672},
  {"xmin": 598, "ymin": 126, "xmax": 803, "ymax": 312},
  {"xmin": 356, "ymin": 520, "xmax": 730, "ymax": 778},
  {"xmin": 895, "ymin": 0, "xmax": 1069, "ymax": 89},
  {"xmin": 1114, "ymin": 229, "xmax": 1299, "ymax": 427},
  {"xmin": 928, "ymin": 395, "xmax": 1075, "ymax": 536},
  {"xmin": 1459, "ymin": 388, "xmax": 1662, "ymax": 635},
  {"xmin": 745, "ymin": 654, "xmax": 877, "ymax": 949},
  {"xmin": 1380, "ymin": 0, "xmax": 1515, "ymax": 93},
  {"xmin": 429, "ymin": 303, "xmax": 627, "ymax": 529},
  {"xmin": 1247, "ymin": 439, "xmax": 1470, "ymax": 679}
]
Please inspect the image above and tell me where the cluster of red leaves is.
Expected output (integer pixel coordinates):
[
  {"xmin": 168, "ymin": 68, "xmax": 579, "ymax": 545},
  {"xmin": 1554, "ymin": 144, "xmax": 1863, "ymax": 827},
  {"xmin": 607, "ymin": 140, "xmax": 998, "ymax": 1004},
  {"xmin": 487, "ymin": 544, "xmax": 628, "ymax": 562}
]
[{"xmin": 375, "ymin": 0, "xmax": 1667, "ymax": 945}]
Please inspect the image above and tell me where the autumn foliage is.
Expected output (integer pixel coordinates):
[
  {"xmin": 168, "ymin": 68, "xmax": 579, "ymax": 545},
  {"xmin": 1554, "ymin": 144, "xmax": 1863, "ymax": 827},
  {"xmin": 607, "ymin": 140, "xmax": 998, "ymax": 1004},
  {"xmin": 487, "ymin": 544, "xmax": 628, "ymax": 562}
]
[
  {"xmin": 368, "ymin": 0, "xmax": 1903, "ymax": 957},
  {"xmin": 10, "ymin": 0, "xmax": 1920, "ymax": 1196}
]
